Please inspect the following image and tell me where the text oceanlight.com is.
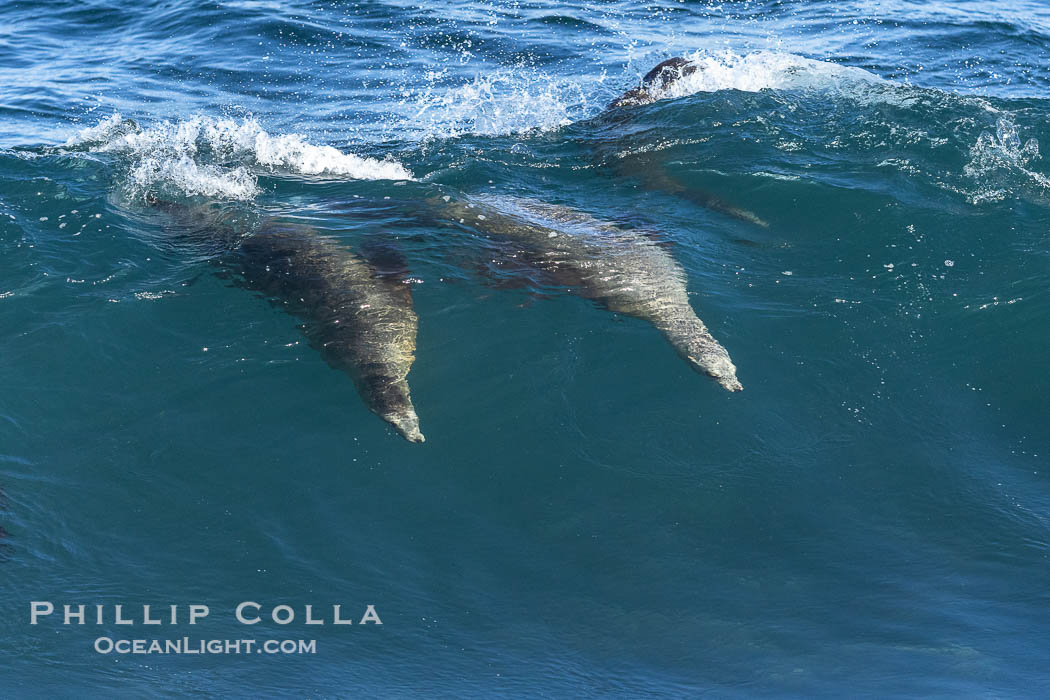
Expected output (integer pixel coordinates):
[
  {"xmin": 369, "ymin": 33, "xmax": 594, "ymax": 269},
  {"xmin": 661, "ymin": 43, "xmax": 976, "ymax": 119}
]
[{"xmin": 93, "ymin": 637, "xmax": 317, "ymax": 655}]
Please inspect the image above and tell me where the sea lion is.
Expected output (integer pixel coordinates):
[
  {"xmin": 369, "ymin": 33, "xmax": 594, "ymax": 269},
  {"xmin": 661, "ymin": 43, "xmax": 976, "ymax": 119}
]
[
  {"xmin": 152, "ymin": 202, "xmax": 424, "ymax": 442},
  {"xmin": 623, "ymin": 154, "xmax": 770, "ymax": 228},
  {"xmin": 440, "ymin": 194, "xmax": 742, "ymax": 392},
  {"xmin": 607, "ymin": 57, "xmax": 699, "ymax": 109},
  {"xmin": 604, "ymin": 57, "xmax": 770, "ymax": 228},
  {"xmin": 235, "ymin": 221, "xmax": 424, "ymax": 442}
]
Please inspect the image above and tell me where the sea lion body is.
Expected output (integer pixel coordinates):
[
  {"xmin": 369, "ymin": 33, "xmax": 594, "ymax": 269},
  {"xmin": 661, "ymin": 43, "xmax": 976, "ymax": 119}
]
[
  {"xmin": 233, "ymin": 221, "xmax": 424, "ymax": 442},
  {"xmin": 443, "ymin": 195, "xmax": 742, "ymax": 391},
  {"xmin": 151, "ymin": 201, "xmax": 424, "ymax": 442}
]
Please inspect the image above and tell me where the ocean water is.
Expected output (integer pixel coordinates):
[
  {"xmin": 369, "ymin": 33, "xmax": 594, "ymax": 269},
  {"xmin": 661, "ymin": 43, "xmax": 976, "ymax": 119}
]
[{"xmin": 3, "ymin": 0, "xmax": 1050, "ymax": 695}]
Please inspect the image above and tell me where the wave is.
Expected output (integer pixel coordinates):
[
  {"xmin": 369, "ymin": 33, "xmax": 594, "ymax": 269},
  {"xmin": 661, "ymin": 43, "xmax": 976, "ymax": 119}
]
[
  {"xmin": 64, "ymin": 114, "xmax": 414, "ymax": 200},
  {"xmin": 397, "ymin": 68, "xmax": 591, "ymax": 139},
  {"xmin": 397, "ymin": 52, "xmax": 898, "ymax": 141},
  {"xmin": 631, "ymin": 50, "xmax": 887, "ymax": 100},
  {"xmin": 395, "ymin": 51, "xmax": 877, "ymax": 141}
]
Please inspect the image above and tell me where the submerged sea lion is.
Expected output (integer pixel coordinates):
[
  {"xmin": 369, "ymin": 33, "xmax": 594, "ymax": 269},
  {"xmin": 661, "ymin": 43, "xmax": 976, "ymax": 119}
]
[
  {"xmin": 604, "ymin": 57, "xmax": 770, "ymax": 228},
  {"xmin": 440, "ymin": 195, "xmax": 742, "ymax": 392},
  {"xmin": 152, "ymin": 202, "xmax": 424, "ymax": 442},
  {"xmin": 236, "ymin": 222, "xmax": 424, "ymax": 442},
  {"xmin": 624, "ymin": 154, "xmax": 770, "ymax": 228}
]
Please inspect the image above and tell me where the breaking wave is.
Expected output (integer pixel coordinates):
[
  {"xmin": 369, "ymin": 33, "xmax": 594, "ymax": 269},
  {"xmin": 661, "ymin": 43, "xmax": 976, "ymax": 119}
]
[
  {"xmin": 641, "ymin": 50, "xmax": 886, "ymax": 98},
  {"xmin": 65, "ymin": 114, "xmax": 414, "ymax": 200},
  {"xmin": 397, "ymin": 52, "xmax": 895, "ymax": 140}
]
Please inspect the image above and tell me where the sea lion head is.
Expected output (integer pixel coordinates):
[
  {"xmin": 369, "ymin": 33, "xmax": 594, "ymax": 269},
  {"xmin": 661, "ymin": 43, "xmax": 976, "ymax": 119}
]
[
  {"xmin": 607, "ymin": 57, "xmax": 700, "ymax": 109},
  {"xmin": 366, "ymin": 376, "xmax": 425, "ymax": 443},
  {"xmin": 389, "ymin": 409, "xmax": 425, "ymax": 444},
  {"xmin": 686, "ymin": 342, "xmax": 743, "ymax": 392}
]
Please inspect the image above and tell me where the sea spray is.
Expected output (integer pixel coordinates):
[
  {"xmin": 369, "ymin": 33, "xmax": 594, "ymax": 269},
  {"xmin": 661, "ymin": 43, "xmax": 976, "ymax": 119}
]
[{"xmin": 65, "ymin": 114, "xmax": 414, "ymax": 200}]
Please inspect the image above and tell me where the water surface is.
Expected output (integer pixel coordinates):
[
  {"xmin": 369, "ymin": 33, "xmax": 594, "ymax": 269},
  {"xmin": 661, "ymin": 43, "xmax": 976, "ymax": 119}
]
[{"xmin": 2, "ymin": 0, "xmax": 1050, "ymax": 695}]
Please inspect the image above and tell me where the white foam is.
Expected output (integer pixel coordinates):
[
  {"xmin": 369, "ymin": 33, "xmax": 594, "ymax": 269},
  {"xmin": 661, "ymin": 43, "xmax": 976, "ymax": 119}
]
[
  {"xmin": 65, "ymin": 113, "xmax": 133, "ymax": 146},
  {"xmin": 66, "ymin": 114, "xmax": 413, "ymax": 200},
  {"xmin": 128, "ymin": 155, "xmax": 261, "ymax": 200},
  {"xmin": 399, "ymin": 52, "xmax": 893, "ymax": 140},
  {"xmin": 639, "ymin": 50, "xmax": 885, "ymax": 101}
]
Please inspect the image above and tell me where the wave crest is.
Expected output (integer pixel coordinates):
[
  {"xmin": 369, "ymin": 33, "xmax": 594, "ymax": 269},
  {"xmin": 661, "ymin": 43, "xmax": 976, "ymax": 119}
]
[
  {"xmin": 66, "ymin": 114, "xmax": 414, "ymax": 200},
  {"xmin": 634, "ymin": 50, "xmax": 885, "ymax": 100}
]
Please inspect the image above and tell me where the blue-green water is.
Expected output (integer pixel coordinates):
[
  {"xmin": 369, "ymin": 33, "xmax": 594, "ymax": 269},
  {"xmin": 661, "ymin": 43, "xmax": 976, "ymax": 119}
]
[{"xmin": 3, "ymin": 1, "xmax": 1050, "ymax": 696}]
